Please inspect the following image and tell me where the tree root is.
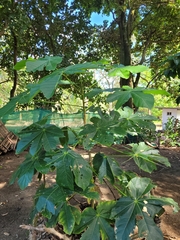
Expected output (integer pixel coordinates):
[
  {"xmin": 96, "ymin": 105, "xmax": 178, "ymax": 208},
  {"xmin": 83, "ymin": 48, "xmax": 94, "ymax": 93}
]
[{"xmin": 20, "ymin": 224, "xmax": 71, "ymax": 240}]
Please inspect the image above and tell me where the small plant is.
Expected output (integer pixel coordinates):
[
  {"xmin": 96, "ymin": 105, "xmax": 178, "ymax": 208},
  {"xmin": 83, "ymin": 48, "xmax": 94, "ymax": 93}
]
[
  {"xmin": 1, "ymin": 57, "xmax": 179, "ymax": 239},
  {"xmin": 161, "ymin": 116, "xmax": 180, "ymax": 147}
]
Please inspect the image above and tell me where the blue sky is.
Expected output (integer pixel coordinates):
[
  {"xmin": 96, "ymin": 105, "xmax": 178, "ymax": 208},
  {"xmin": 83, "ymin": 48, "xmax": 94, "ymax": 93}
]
[{"xmin": 91, "ymin": 12, "xmax": 113, "ymax": 25}]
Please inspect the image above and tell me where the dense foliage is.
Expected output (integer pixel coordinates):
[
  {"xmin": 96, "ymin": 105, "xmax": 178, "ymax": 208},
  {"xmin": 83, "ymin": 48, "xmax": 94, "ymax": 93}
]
[
  {"xmin": 1, "ymin": 56, "xmax": 178, "ymax": 239},
  {"xmin": 73, "ymin": 0, "xmax": 180, "ymax": 92},
  {"xmin": 0, "ymin": 0, "xmax": 180, "ymax": 107}
]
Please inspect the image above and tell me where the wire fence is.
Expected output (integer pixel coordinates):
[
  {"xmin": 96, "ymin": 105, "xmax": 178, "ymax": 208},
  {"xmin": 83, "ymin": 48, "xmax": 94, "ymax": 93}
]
[{"xmin": 1, "ymin": 109, "xmax": 97, "ymax": 135}]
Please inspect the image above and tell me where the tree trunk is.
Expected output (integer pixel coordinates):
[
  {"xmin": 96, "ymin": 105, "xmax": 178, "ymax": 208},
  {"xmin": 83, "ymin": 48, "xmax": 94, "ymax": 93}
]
[
  {"xmin": 117, "ymin": 10, "xmax": 133, "ymax": 108},
  {"xmin": 10, "ymin": 32, "xmax": 18, "ymax": 98}
]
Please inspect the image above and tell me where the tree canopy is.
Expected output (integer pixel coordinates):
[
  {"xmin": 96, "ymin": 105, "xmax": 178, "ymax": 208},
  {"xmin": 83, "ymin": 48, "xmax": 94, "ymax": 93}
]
[
  {"xmin": 74, "ymin": 0, "xmax": 180, "ymax": 87},
  {"xmin": 0, "ymin": 0, "xmax": 180, "ymax": 108},
  {"xmin": 0, "ymin": 0, "xmax": 96, "ymax": 99}
]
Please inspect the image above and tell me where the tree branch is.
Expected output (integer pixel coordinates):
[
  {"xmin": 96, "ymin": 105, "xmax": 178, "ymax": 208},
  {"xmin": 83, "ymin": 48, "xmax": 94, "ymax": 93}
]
[
  {"xmin": 20, "ymin": 224, "xmax": 71, "ymax": 240},
  {"xmin": 146, "ymin": 72, "xmax": 163, "ymax": 88},
  {"xmin": 0, "ymin": 79, "xmax": 10, "ymax": 85}
]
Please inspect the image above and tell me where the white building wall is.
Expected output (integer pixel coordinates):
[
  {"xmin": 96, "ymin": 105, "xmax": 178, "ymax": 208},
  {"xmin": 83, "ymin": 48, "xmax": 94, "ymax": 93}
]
[
  {"xmin": 177, "ymin": 110, "xmax": 180, "ymax": 120},
  {"xmin": 162, "ymin": 108, "xmax": 177, "ymax": 129}
]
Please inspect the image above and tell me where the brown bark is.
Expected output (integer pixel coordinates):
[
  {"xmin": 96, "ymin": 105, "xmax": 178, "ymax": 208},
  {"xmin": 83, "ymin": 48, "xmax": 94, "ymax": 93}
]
[
  {"xmin": 116, "ymin": 7, "xmax": 133, "ymax": 107},
  {"xmin": 10, "ymin": 32, "xmax": 18, "ymax": 98}
]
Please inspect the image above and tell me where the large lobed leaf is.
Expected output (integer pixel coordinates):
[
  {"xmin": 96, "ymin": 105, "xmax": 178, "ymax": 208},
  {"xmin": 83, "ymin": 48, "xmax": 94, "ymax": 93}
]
[
  {"xmin": 107, "ymin": 88, "xmax": 154, "ymax": 109},
  {"xmin": 125, "ymin": 142, "xmax": 170, "ymax": 173},
  {"xmin": 137, "ymin": 212, "xmax": 163, "ymax": 240},
  {"xmin": 79, "ymin": 111, "xmax": 121, "ymax": 148},
  {"xmin": 26, "ymin": 56, "xmax": 63, "ymax": 72},
  {"xmin": 45, "ymin": 147, "xmax": 92, "ymax": 191},
  {"xmin": 111, "ymin": 177, "xmax": 178, "ymax": 240},
  {"xmin": 108, "ymin": 65, "xmax": 149, "ymax": 78},
  {"xmin": 28, "ymin": 70, "xmax": 70, "ymax": 99},
  {"xmin": 16, "ymin": 121, "xmax": 64, "ymax": 155},
  {"xmin": 74, "ymin": 201, "xmax": 116, "ymax": 240}
]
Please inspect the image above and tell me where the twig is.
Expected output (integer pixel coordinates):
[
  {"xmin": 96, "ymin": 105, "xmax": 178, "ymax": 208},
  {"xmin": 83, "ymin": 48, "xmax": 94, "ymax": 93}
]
[{"xmin": 20, "ymin": 224, "xmax": 71, "ymax": 240}]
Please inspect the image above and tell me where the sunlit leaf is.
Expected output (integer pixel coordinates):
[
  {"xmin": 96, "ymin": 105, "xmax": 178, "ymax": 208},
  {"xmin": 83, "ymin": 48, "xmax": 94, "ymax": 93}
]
[
  {"xmin": 26, "ymin": 56, "xmax": 63, "ymax": 72},
  {"xmin": 59, "ymin": 203, "xmax": 75, "ymax": 234},
  {"xmin": 126, "ymin": 142, "xmax": 170, "ymax": 173},
  {"xmin": 108, "ymin": 68, "xmax": 130, "ymax": 78},
  {"xmin": 143, "ymin": 89, "xmax": 170, "ymax": 96},
  {"xmin": 128, "ymin": 177, "xmax": 155, "ymax": 199}
]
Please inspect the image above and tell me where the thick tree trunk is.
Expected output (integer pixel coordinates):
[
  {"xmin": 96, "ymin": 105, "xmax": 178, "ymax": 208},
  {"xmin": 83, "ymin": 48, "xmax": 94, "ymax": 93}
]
[
  {"xmin": 10, "ymin": 32, "xmax": 18, "ymax": 98},
  {"xmin": 117, "ymin": 10, "xmax": 133, "ymax": 107}
]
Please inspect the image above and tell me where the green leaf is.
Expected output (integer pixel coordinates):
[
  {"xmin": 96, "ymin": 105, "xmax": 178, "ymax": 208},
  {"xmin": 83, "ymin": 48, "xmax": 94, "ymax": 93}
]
[
  {"xmin": 108, "ymin": 65, "xmax": 148, "ymax": 78},
  {"xmin": 79, "ymin": 124, "xmax": 96, "ymax": 135},
  {"xmin": 108, "ymin": 68, "xmax": 130, "ymax": 78},
  {"xmin": 14, "ymin": 57, "xmax": 34, "ymax": 70},
  {"xmin": 82, "ymin": 132, "xmax": 96, "ymax": 150},
  {"xmin": 39, "ymin": 70, "xmax": 70, "ymax": 99},
  {"xmin": 28, "ymin": 69, "xmax": 70, "ymax": 99},
  {"xmin": 124, "ymin": 65, "xmax": 149, "ymax": 74},
  {"xmin": 16, "ymin": 132, "xmax": 39, "ymax": 154},
  {"xmin": 137, "ymin": 212, "xmax": 163, "ymax": 240},
  {"xmin": 143, "ymin": 89, "xmax": 170, "ymax": 96},
  {"xmin": 147, "ymin": 196, "xmax": 180, "ymax": 213},
  {"xmin": 36, "ymin": 196, "xmax": 55, "ymax": 215},
  {"xmin": 16, "ymin": 123, "xmax": 64, "ymax": 155},
  {"xmin": 74, "ymin": 204, "xmax": 115, "ymax": 240},
  {"xmin": 128, "ymin": 177, "xmax": 155, "ymax": 199},
  {"xmin": 0, "ymin": 91, "xmax": 32, "ymax": 117},
  {"xmin": 81, "ymin": 218, "xmax": 100, "ymax": 240},
  {"xmin": 74, "ymin": 207, "xmax": 96, "ymax": 234},
  {"xmin": 111, "ymin": 197, "xmax": 137, "ymax": 240},
  {"xmin": 107, "ymin": 90, "xmax": 131, "ymax": 105},
  {"xmin": 26, "ymin": 56, "xmax": 63, "ymax": 72},
  {"xmin": 53, "ymin": 151, "xmax": 74, "ymax": 190},
  {"xmin": 93, "ymin": 153, "xmax": 122, "ymax": 183},
  {"xmin": 111, "ymin": 176, "xmax": 177, "ymax": 240},
  {"xmin": 71, "ymin": 206, "xmax": 81, "ymax": 225},
  {"xmin": 75, "ymin": 185, "xmax": 100, "ymax": 200},
  {"xmin": 0, "ymin": 99, "xmax": 16, "ymax": 117},
  {"xmin": 50, "ymin": 148, "xmax": 92, "ymax": 190},
  {"xmin": 131, "ymin": 91, "xmax": 154, "ymax": 109},
  {"xmin": 64, "ymin": 61, "xmax": 105, "ymax": 75},
  {"xmin": 10, "ymin": 153, "xmax": 35, "ymax": 189},
  {"xmin": 106, "ymin": 87, "xmax": 155, "ymax": 109},
  {"xmin": 17, "ymin": 168, "xmax": 34, "ymax": 190},
  {"xmin": 96, "ymin": 201, "xmax": 116, "ymax": 219},
  {"xmin": 127, "ymin": 142, "xmax": 170, "ymax": 173},
  {"xmin": 85, "ymin": 88, "xmax": 103, "ymax": 98},
  {"xmin": 38, "ymin": 71, "xmax": 63, "ymax": 99},
  {"xmin": 71, "ymin": 150, "xmax": 92, "ymax": 190},
  {"xmin": 114, "ymin": 209, "xmax": 135, "ymax": 240},
  {"xmin": 35, "ymin": 184, "xmax": 68, "ymax": 205},
  {"xmin": 115, "ymin": 91, "xmax": 132, "ymax": 109},
  {"xmin": 95, "ymin": 132, "xmax": 114, "ymax": 146},
  {"xmin": 59, "ymin": 203, "xmax": 75, "ymax": 234},
  {"xmin": 14, "ymin": 59, "xmax": 27, "ymax": 70}
]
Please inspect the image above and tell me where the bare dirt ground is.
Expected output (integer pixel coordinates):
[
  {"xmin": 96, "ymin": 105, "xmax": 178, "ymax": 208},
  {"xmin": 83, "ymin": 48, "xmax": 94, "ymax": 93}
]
[{"xmin": 0, "ymin": 146, "xmax": 180, "ymax": 240}]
